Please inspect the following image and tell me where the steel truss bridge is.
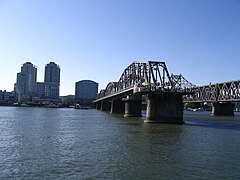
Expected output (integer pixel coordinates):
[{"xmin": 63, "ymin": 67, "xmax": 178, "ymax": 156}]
[
  {"xmin": 96, "ymin": 61, "xmax": 240, "ymax": 103},
  {"xmin": 184, "ymin": 80, "xmax": 240, "ymax": 103},
  {"xmin": 96, "ymin": 61, "xmax": 195, "ymax": 101},
  {"xmin": 95, "ymin": 60, "xmax": 239, "ymax": 121}
]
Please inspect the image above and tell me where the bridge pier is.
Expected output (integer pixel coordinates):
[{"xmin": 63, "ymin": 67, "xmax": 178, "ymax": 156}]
[
  {"xmin": 145, "ymin": 93, "xmax": 184, "ymax": 124},
  {"xmin": 123, "ymin": 95, "xmax": 142, "ymax": 117},
  {"xmin": 100, "ymin": 100, "xmax": 111, "ymax": 111},
  {"xmin": 96, "ymin": 102, "xmax": 101, "ymax": 110},
  {"xmin": 110, "ymin": 98, "xmax": 125, "ymax": 114},
  {"xmin": 212, "ymin": 102, "xmax": 234, "ymax": 116}
]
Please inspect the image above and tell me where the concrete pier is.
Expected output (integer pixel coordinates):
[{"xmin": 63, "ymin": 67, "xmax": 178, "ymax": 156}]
[
  {"xmin": 123, "ymin": 95, "xmax": 142, "ymax": 117},
  {"xmin": 96, "ymin": 102, "xmax": 101, "ymax": 110},
  {"xmin": 145, "ymin": 93, "xmax": 184, "ymax": 124},
  {"xmin": 212, "ymin": 102, "xmax": 234, "ymax": 116},
  {"xmin": 100, "ymin": 100, "xmax": 111, "ymax": 111},
  {"xmin": 110, "ymin": 98, "xmax": 125, "ymax": 114}
]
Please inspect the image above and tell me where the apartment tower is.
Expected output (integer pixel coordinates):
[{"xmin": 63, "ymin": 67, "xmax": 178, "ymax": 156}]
[
  {"xmin": 16, "ymin": 62, "xmax": 37, "ymax": 102},
  {"xmin": 44, "ymin": 62, "xmax": 60, "ymax": 100}
]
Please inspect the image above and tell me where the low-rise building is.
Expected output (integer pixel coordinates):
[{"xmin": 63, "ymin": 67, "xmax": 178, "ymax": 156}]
[
  {"xmin": 60, "ymin": 95, "xmax": 77, "ymax": 107},
  {"xmin": 75, "ymin": 80, "xmax": 98, "ymax": 107},
  {"xmin": 0, "ymin": 90, "xmax": 4, "ymax": 101},
  {"xmin": 0, "ymin": 90, "xmax": 15, "ymax": 103},
  {"xmin": 75, "ymin": 80, "xmax": 98, "ymax": 100}
]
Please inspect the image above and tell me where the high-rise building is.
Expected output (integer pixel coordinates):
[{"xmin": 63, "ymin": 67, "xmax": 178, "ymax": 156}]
[
  {"xmin": 75, "ymin": 80, "xmax": 98, "ymax": 100},
  {"xmin": 37, "ymin": 82, "xmax": 45, "ymax": 98},
  {"xmin": 21, "ymin": 62, "xmax": 37, "ymax": 96},
  {"xmin": 16, "ymin": 62, "xmax": 37, "ymax": 102},
  {"xmin": 44, "ymin": 62, "xmax": 60, "ymax": 99},
  {"xmin": 16, "ymin": 72, "xmax": 27, "ymax": 102}
]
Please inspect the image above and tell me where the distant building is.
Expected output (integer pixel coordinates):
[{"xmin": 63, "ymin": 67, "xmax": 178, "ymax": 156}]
[
  {"xmin": 37, "ymin": 82, "xmax": 45, "ymax": 98},
  {"xmin": 235, "ymin": 102, "xmax": 240, "ymax": 107},
  {"xmin": 0, "ymin": 90, "xmax": 15, "ymax": 102},
  {"xmin": 60, "ymin": 95, "xmax": 76, "ymax": 106},
  {"xmin": 75, "ymin": 80, "xmax": 98, "ymax": 100},
  {"xmin": 16, "ymin": 72, "xmax": 27, "ymax": 102},
  {"xmin": 0, "ymin": 90, "xmax": 3, "ymax": 101},
  {"xmin": 44, "ymin": 62, "xmax": 60, "ymax": 100},
  {"xmin": 3, "ymin": 91, "xmax": 15, "ymax": 102},
  {"xmin": 16, "ymin": 62, "xmax": 37, "ymax": 102},
  {"xmin": 20, "ymin": 62, "xmax": 37, "ymax": 96}
]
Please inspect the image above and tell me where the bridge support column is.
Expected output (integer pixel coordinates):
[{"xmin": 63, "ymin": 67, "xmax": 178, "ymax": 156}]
[
  {"xmin": 110, "ymin": 98, "xmax": 125, "ymax": 114},
  {"xmin": 212, "ymin": 102, "xmax": 234, "ymax": 116},
  {"xmin": 124, "ymin": 95, "xmax": 142, "ymax": 117},
  {"xmin": 100, "ymin": 100, "xmax": 111, "ymax": 111},
  {"xmin": 96, "ymin": 102, "xmax": 101, "ymax": 110},
  {"xmin": 145, "ymin": 93, "xmax": 184, "ymax": 124}
]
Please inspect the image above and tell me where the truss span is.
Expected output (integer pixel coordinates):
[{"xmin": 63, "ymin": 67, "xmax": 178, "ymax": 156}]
[
  {"xmin": 95, "ymin": 60, "xmax": 239, "ymax": 103},
  {"xmin": 96, "ymin": 61, "xmax": 194, "ymax": 101},
  {"xmin": 184, "ymin": 80, "xmax": 240, "ymax": 102}
]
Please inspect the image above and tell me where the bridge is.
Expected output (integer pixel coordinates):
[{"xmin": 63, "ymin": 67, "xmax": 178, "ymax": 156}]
[
  {"xmin": 184, "ymin": 80, "xmax": 240, "ymax": 115},
  {"xmin": 95, "ymin": 61, "xmax": 195, "ymax": 124},
  {"xmin": 94, "ymin": 61, "xmax": 240, "ymax": 123}
]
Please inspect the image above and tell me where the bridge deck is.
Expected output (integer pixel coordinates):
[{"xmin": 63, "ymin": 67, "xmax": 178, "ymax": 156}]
[{"xmin": 94, "ymin": 87, "xmax": 134, "ymax": 102}]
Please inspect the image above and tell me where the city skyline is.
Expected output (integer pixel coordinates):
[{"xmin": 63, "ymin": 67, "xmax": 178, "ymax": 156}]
[
  {"xmin": 15, "ymin": 61, "xmax": 61, "ymax": 103},
  {"xmin": 0, "ymin": 0, "xmax": 239, "ymax": 96}
]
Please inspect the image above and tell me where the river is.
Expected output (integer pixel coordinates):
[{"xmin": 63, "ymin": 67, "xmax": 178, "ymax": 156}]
[{"xmin": 0, "ymin": 106, "xmax": 240, "ymax": 179}]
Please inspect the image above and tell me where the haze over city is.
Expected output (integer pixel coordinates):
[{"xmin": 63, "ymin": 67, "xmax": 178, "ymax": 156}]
[{"xmin": 0, "ymin": 0, "xmax": 239, "ymax": 96}]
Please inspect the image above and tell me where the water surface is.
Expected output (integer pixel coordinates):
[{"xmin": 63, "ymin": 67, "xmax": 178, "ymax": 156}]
[{"xmin": 0, "ymin": 107, "xmax": 240, "ymax": 179}]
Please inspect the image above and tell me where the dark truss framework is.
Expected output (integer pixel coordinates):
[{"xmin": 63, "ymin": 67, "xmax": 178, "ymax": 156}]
[
  {"xmin": 171, "ymin": 74, "xmax": 196, "ymax": 90},
  {"xmin": 96, "ymin": 61, "xmax": 239, "ymax": 102},
  {"xmin": 97, "ymin": 61, "xmax": 193, "ymax": 99},
  {"xmin": 184, "ymin": 80, "xmax": 240, "ymax": 102}
]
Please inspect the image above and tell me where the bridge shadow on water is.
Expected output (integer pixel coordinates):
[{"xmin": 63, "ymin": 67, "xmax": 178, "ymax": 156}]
[
  {"xmin": 184, "ymin": 111, "xmax": 240, "ymax": 131},
  {"xmin": 109, "ymin": 110, "xmax": 240, "ymax": 131},
  {"xmin": 102, "ymin": 110, "xmax": 240, "ymax": 132}
]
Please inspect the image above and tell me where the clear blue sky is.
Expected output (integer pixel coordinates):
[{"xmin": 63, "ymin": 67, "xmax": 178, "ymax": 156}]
[{"xmin": 0, "ymin": 0, "xmax": 239, "ymax": 96}]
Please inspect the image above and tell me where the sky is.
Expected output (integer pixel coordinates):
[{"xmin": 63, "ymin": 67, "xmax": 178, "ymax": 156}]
[{"xmin": 0, "ymin": 0, "xmax": 239, "ymax": 96}]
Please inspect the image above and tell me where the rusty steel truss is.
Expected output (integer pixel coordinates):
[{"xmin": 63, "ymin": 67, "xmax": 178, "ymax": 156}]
[
  {"xmin": 97, "ymin": 61, "xmax": 194, "ymax": 100},
  {"xmin": 184, "ymin": 80, "xmax": 240, "ymax": 102}
]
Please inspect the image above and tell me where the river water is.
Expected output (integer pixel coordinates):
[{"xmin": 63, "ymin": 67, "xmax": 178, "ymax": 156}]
[{"xmin": 0, "ymin": 106, "xmax": 240, "ymax": 179}]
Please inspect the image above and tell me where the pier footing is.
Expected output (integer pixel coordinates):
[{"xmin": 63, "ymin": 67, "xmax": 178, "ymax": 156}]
[
  {"xmin": 124, "ymin": 95, "xmax": 142, "ymax": 117},
  {"xmin": 96, "ymin": 102, "xmax": 101, "ymax": 110},
  {"xmin": 145, "ymin": 93, "xmax": 184, "ymax": 124},
  {"xmin": 212, "ymin": 102, "xmax": 234, "ymax": 116},
  {"xmin": 100, "ymin": 100, "xmax": 111, "ymax": 111},
  {"xmin": 110, "ymin": 98, "xmax": 125, "ymax": 114}
]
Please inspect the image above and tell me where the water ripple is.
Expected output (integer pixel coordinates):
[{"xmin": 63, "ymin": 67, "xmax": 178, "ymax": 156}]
[{"xmin": 0, "ymin": 107, "xmax": 240, "ymax": 179}]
